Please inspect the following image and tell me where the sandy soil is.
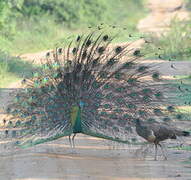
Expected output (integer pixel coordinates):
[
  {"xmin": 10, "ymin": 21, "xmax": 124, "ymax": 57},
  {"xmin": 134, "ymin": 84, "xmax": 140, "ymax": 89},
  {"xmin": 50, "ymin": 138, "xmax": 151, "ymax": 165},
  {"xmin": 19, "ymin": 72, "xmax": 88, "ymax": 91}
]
[
  {"xmin": 0, "ymin": 134, "xmax": 191, "ymax": 180},
  {"xmin": 138, "ymin": 0, "xmax": 190, "ymax": 34}
]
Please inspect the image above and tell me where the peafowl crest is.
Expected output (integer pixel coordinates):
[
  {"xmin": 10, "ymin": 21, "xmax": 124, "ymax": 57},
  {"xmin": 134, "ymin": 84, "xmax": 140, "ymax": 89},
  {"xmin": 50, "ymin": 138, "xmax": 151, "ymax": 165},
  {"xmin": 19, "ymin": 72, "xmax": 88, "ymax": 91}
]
[{"xmin": 1, "ymin": 31, "xmax": 182, "ymax": 149}]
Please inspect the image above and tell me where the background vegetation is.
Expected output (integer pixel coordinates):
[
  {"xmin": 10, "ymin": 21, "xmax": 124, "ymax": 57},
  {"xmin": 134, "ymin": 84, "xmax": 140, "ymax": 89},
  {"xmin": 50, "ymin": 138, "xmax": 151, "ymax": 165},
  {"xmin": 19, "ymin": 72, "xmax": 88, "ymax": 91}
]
[
  {"xmin": 142, "ymin": 19, "xmax": 191, "ymax": 61},
  {"xmin": 0, "ymin": 0, "xmax": 147, "ymax": 87},
  {"xmin": 0, "ymin": 0, "xmax": 147, "ymax": 54}
]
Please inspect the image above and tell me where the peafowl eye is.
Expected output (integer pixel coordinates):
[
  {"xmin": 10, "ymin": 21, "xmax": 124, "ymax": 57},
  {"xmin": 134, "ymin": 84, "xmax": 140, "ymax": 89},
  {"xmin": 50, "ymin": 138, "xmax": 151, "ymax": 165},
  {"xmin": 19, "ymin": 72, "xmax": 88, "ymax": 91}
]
[
  {"xmin": 46, "ymin": 52, "xmax": 50, "ymax": 57},
  {"xmin": 127, "ymin": 78, "xmax": 137, "ymax": 84},
  {"xmin": 115, "ymin": 72, "xmax": 122, "ymax": 80},
  {"xmin": 123, "ymin": 62, "xmax": 134, "ymax": 69},
  {"xmin": 128, "ymin": 92, "xmax": 137, "ymax": 98},
  {"xmin": 92, "ymin": 82, "xmax": 100, "ymax": 89},
  {"xmin": 14, "ymin": 96, "xmax": 20, "ymax": 103},
  {"xmin": 82, "ymin": 50, "xmax": 87, "ymax": 60},
  {"xmin": 72, "ymin": 47, "xmax": 77, "ymax": 54},
  {"xmin": 104, "ymin": 104, "xmax": 111, "ymax": 109},
  {"xmin": 153, "ymin": 108, "xmax": 162, "ymax": 115},
  {"xmin": 115, "ymin": 46, "xmax": 122, "ymax": 54},
  {"xmin": 86, "ymin": 39, "xmax": 91, "ymax": 47},
  {"xmin": 107, "ymin": 58, "xmax": 118, "ymax": 66},
  {"xmin": 58, "ymin": 48, "xmax": 62, "ymax": 54},
  {"xmin": 95, "ymin": 92, "xmax": 103, "ymax": 98},
  {"xmin": 15, "ymin": 120, "xmax": 21, "ymax": 126},
  {"xmin": 114, "ymin": 108, "xmax": 123, "ymax": 113},
  {"xmin": 94, "ymin": 103, "xmax": 100, "ymax": 108},
  {"xmin": 139, "ymin": 110, "xmax": 146, "ymax": 116},
  {"xmin": 167, "ymin": 105, "xmax": 175, "ymax": 112},
  {"xmin": 76, "ymin": 35, "xmax": 81, "ymax": 42},
  {"xmin": 176, "ymin": 114, "xmax": 183, "ymax": 120},
  {"xmin": 147, "ymin": 118, "xmax": 156, "ymax": 123},
  {"xmin": 116, "ymin": 87, "xmax": 125, "ymax": 93},
  {"xmin": 127, "ymin": 103, "xmax": 136, "ymax": 109},
  {"xmin": 99, "ymin": 71, "xmax": 108, "ymax": 78},
  {"xmin": 138, "ymin": 66, "xmax": 148, "ymax": 72},
  {"xmin": 21, "ymin": 79, "xmax": 26, "ymax": 84},
  {"xmin": 143, "ymin": 96, "xmax": 151, "ymax": 103},
  {"xmin": 131, "ymin": 138, "xmax": 137, "ymax": 142},
  {"xmin": 155, "ymin": 92, "xmax": 162, "ymax": 98},
  {"xmin": 117, "ymin": 98, "xmax": 125, "ymax": 104},
  {"xmin": 142, "ymin": 88, "xmax": 152, "ymax": 94},
  {"xmin": 92, "ymin": 58, "xmax": 99, "ymax": 67},
  {"xmin": 163, "ymin": 117, "xmax": 171, "ymax": 122},
  {"xmin": 133, "ymin": 50, "xmax": 141, "ymax": 56},
  {"xmin": 103, "ymin": 35, "xmax": 109, "ymax": 41},
  {"xmin": 103, "ymin": 83, "xmax": 111, "ymax": 89},
  {"xmin": 21, "ymin": 101, "xmax": 28, "ymax": 107},
  {"xmin": 105, "ymin": 93, "xmax": 113, "ymax": 100},
  {"xmin": 100, "ymin": 111, "xmax": 107, "ymax": 116},
  {"xmin": 152, "ymin": 72, "xmax": 160, "ymax": 80},
  {"xmin": 98, "ymin": 47, "xmax": 105, "ymax": 54},
  {"xmin": 123, "ymin": 114, "xmax": 132, "ymax": 119}
]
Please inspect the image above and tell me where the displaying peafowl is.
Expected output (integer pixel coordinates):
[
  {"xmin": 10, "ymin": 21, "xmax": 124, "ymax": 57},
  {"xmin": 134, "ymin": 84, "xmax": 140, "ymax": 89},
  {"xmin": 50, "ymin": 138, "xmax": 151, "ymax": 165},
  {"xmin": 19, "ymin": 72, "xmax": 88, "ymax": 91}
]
[
  {"xmin": 135, "ymin": 119, "xmax": 190, "ymax": 160},
  {"xmin": 1, "ymin": 30, "xmax": 183, "ymax": 149}
]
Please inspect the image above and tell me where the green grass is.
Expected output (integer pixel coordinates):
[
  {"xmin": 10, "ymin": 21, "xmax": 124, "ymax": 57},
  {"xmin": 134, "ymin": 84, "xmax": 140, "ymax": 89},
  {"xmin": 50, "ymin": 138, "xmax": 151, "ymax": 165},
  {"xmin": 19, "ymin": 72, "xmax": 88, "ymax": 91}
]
[
  {"xmin": 0, "ymin": 0, "xmax": 148, "ymax": 55},
  {"xmin": 0, "ymin": 0, "xmax": 148, "ymax": 87},
  {"xmin": 142, "ymin": 19, "xmax": 191, "ymax": 61},
  {"xmin": 0, "ymin": 51, "xmax": 39, "ymax": 88}
]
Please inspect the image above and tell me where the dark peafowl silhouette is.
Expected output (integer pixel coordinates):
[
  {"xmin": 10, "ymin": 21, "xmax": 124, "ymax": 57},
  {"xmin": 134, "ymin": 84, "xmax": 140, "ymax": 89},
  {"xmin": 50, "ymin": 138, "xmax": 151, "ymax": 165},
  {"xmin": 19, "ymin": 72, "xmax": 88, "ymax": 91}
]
[
  {"xmin": 135, "ymin": 119, "xmax": 190, "ymax": 160},
  {"xmin": 1, "ymin": 31, "xmax": 181, "ymax": 149}
]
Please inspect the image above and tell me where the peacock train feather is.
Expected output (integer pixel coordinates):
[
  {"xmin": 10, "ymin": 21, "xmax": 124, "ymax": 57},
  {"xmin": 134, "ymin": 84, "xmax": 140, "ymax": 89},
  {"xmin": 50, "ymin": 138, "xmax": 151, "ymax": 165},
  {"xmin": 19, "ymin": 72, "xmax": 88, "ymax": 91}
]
[{"xmin": 1, "ymin": 31, "xmax": 182, "ymax": 148}]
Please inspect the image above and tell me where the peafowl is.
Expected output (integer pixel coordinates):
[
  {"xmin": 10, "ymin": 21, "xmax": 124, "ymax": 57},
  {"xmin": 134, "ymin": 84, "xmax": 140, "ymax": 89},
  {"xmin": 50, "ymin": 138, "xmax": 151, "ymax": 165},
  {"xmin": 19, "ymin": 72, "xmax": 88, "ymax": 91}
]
[
  {"xmin": 1, "ymin": 31, "xmax": 182, "ymax": 149},
  {"xmin": 135, "ymin": 119, "xmax": 190, "ymax": 160}
]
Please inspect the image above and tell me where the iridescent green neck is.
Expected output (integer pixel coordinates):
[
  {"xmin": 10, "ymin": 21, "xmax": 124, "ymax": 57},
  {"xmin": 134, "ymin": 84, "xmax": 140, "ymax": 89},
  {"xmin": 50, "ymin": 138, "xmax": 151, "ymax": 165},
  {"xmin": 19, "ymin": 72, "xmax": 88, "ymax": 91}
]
[{"xmin": 70, "ymin": 105, "xmax": 82, "ymax": 133}]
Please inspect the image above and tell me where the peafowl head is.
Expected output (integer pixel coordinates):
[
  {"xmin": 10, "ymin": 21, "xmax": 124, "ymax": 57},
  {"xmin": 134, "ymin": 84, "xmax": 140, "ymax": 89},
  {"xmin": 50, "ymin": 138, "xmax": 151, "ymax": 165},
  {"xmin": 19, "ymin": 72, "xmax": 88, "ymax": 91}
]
[{"xmin": 79, "ymin": 101, "xmax": 85, "ymax": 109}]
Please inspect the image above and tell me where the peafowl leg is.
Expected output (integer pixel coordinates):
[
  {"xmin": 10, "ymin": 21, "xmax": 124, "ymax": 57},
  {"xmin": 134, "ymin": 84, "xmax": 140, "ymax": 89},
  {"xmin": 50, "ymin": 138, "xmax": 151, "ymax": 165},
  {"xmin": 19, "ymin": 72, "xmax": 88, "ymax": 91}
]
[
  {"xmin": 72, "ymin": 133, "xmax": 76, "ymax": 149},
  {"xmin": 154, "ymin": 144, "xmax": 158, "ymax": 161},
  {"xmin": 69, "ymin": 135, "xmax": 72, "ymax": 148},
  {"xmin": 158, "ymin": 143, "xmax": 167, "ymax": 160}
]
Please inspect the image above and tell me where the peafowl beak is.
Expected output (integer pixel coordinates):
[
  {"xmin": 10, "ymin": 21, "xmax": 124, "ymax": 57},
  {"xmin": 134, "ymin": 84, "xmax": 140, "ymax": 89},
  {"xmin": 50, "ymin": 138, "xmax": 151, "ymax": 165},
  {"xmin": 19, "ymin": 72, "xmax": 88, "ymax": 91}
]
[{"xmin": 79, "ymin": 101, "xmax": 85, "ymax": 109}]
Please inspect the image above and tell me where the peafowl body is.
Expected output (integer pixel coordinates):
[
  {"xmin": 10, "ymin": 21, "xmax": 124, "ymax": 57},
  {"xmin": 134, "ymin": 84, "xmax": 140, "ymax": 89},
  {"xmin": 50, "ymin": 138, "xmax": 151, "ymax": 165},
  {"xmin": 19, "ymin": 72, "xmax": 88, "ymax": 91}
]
[
  {"xmin": 1, "ymin": 31, "xmax": 182, "ymax": 149},
  {"xmin": 135, "ymin": 119, "xmax": 190, "ymax": 160}
]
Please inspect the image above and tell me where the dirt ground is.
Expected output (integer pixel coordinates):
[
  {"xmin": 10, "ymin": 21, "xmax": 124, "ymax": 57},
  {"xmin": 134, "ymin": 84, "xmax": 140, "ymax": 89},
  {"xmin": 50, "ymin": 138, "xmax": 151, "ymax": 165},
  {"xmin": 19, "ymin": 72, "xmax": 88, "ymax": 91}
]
[
  {"xmin": 0, "ymin": 0, "xmax": 191, "ymax": 180},
  {"xmin": 0, "ymin": 135, "xmax": 191, "ymax": 180}
]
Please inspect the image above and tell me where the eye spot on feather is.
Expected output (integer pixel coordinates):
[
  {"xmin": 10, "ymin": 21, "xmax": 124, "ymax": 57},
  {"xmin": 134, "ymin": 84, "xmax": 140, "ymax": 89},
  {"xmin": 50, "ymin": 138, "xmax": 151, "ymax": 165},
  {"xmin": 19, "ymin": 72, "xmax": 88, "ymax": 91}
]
[
  {"xmin": 98, "ymin": 46, "xmax": 105, "ymax": 54},
  {"xmin": 72, "ymin": 48, "xmax": 77, "ymax": 54},
  {"xmin": 103, "ymin": 35, "xmax": 109, "ymax": 41},
  {"xmin": 86, "ymin": 39, "xmax": 91, "ymax": 47},
  {"xmin": 76, "ymin": 35, "xmax": 81, "ymax": 41},
  {"xmin": 115, "ymin": 46, "xmax": 122, "ymax": 54}
]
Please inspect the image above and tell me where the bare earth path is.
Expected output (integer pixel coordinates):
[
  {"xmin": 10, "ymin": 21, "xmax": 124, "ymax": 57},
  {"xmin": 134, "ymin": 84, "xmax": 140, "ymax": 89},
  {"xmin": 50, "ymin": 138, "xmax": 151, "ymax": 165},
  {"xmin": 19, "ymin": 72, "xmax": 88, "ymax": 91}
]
[
  {"xmin": 138, "ymin": 0, "xmax": 190, "ymax": 34},
  {"xmin": 0, "ymin": 1, "xmax": 191, "ymax": 179}
]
